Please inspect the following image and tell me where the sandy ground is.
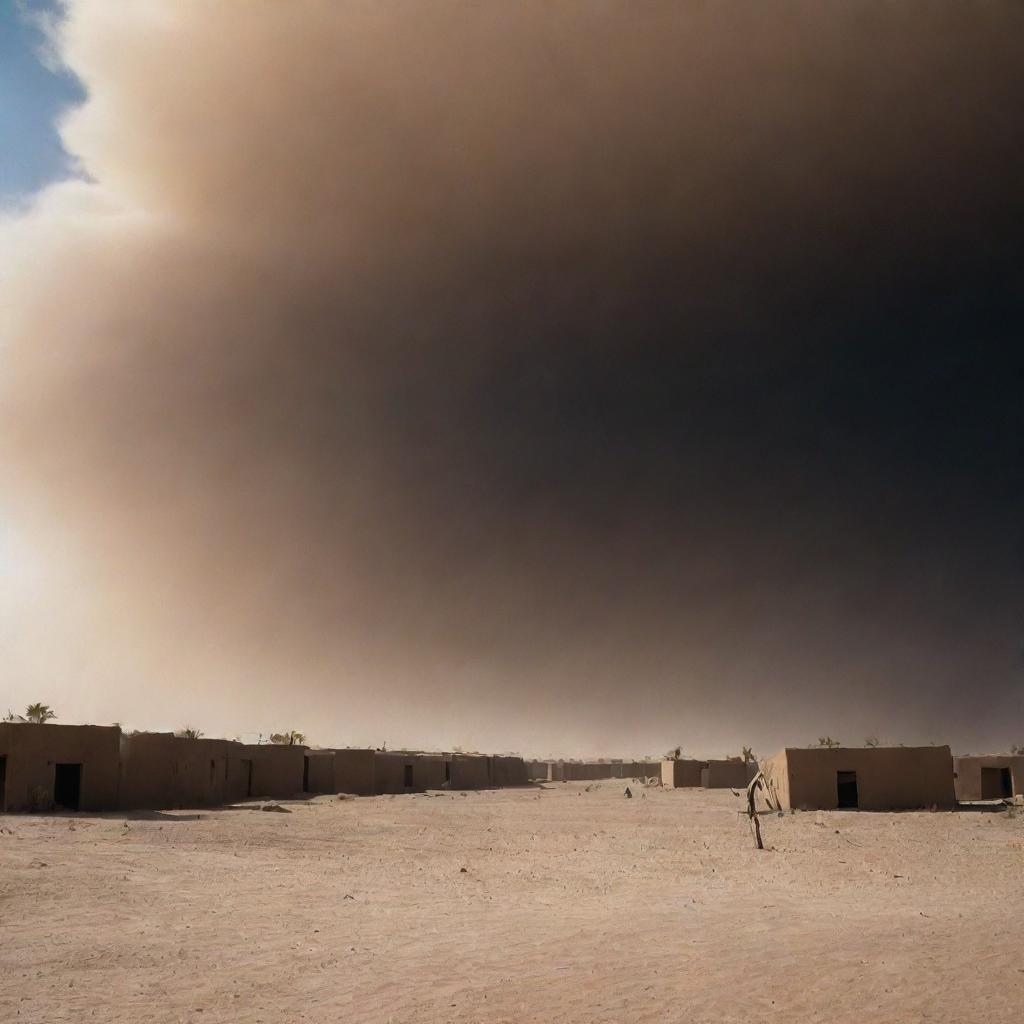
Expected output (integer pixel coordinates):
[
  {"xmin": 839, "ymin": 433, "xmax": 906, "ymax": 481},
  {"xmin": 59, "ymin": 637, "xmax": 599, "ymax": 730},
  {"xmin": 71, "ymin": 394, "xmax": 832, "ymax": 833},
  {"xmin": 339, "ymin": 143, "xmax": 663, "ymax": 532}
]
[{"xmin": 1, "ymin": 781, "xmax": 1022, "ymax": 1024}]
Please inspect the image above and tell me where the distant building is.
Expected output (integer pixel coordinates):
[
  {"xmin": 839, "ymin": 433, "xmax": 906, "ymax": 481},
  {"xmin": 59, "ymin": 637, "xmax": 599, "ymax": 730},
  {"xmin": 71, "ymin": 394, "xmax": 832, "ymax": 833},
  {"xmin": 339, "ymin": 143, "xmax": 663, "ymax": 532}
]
[
  {"xmin": 700, "ymin": 759, "xmax": 750, "ymax": 789},
  {"xmin": 952, "ymin": 755, "xmax": 1024, "ymax": 801},
  {"xmin": 760, "ymin": 746, "xmax": 955, "ymax": 811},
  {"xmin": 661, "ymin": 759, "xmax": 705, "ymax": 788}
]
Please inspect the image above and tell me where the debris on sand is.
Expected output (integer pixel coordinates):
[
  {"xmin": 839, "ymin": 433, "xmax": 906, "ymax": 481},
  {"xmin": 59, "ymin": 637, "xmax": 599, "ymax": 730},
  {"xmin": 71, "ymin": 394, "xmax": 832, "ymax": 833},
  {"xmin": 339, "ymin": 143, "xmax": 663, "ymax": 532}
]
[
  {"xmin": 261, "ymin": 803, "xmax": 292, "ymax": 813},
  {"xmin": 624, "ymin": 787, "xmax": 633, "ymax": 799}
]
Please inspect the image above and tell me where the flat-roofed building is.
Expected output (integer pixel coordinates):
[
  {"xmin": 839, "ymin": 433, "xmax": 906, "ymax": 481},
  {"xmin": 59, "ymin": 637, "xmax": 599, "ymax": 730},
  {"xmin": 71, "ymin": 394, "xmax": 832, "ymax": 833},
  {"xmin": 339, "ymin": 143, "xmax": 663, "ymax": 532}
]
[
  {"xmin": 0, "ymin": 722, "xmax": 120, "ymax": 812},
  {"xmin": 760, "ymin": 746, "xmax": 955, "ymax": 811}
]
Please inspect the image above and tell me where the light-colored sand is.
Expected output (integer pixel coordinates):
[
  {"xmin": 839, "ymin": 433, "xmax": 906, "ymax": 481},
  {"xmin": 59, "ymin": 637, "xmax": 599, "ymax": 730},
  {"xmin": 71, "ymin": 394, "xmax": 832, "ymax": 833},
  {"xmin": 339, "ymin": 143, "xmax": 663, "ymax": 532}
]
[{"xmin": 1, "ymin": 781, "xmax": 1022, "ymax": 1023}]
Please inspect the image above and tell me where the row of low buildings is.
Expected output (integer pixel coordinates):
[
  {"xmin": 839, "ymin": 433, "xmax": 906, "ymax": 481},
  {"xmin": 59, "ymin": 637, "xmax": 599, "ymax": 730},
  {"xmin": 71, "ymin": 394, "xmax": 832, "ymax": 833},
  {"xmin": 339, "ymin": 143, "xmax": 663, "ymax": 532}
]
[
  {"xmin": 528, "ymin": 760, "xmax": 664, "ymax": 783},
  {"xmin": 527, "ymin": 758, "xmax": 753, "ymax": 789},
  {"xmin": 0, "ymin": 722, "xmax": 528, "ymax": 813},
  {"xmin": 2, "ymin": 722, "xmax": 1020, "ymax": 814},
  {"xmin": 531, "ymin": 748, "xmax": 1024, "ymax": 810}
]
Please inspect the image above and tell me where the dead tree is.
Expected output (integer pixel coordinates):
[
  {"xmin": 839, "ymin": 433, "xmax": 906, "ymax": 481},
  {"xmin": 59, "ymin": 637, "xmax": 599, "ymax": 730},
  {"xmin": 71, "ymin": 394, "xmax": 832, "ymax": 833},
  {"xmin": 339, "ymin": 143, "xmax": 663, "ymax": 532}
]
[{"xmin": 745, "ymin": 770, "xmax": 778, "ymax": 850}]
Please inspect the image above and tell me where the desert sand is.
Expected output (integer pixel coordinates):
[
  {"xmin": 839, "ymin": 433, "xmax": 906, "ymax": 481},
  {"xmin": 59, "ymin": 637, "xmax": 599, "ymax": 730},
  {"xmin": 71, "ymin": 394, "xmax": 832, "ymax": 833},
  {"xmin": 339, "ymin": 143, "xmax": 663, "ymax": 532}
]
[{"xmin": 1, "ymin": 780, "xmax": 1022, "ymax": 1023}]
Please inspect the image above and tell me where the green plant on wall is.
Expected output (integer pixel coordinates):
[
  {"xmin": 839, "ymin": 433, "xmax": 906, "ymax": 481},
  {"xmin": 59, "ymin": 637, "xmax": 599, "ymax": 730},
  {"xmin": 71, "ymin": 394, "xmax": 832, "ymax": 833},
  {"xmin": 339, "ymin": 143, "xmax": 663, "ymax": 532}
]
[{"xmin": 24, "ymin": 703, "xmax": 56, "ymax": 724}]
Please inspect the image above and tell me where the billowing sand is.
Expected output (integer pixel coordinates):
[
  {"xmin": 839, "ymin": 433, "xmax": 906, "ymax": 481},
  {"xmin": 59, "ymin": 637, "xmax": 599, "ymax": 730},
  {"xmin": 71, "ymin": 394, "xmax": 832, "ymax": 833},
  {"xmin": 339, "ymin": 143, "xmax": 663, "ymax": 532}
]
[{"xmin": 1, "ymin": 780, "xmax": 1021, "ymax": 1023}]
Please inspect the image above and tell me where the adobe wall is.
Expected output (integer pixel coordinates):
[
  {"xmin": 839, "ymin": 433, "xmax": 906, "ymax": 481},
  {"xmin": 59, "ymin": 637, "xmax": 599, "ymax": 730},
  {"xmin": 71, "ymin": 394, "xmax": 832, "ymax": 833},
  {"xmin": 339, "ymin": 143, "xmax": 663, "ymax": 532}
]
[
  {"xmin": 241, "ymin": 743, "xmax": 307, "ymax": 798},
  {"xmin": 758, "ymin": 751, "xmax": 790, "ymax": 810},
  {"xmin": 0, "ymin": 722, "xmax": 121, "ymax": 812},
  {"xmin": 702, "ymin": 760, "xmax": 749, "ymax": 789},
  {"xmin": 118, "ymin": 732, "xmax": 177, "ymax": 808},
  {"xmin": 565, "ymin": 763, "xmax": 611, "ymax": 781},
  {"xmin": 548, "ymin": 762, "xmax": 566, "ymax": 782},
  {"xmin": 784, "ymin": 746, "xmax": 955, "ymax": 811},
  {"xmin": 225, "ymin": 751, "xmax": 257, "ymax": 802},
  {"xmin": 119, "ymin": 733, "xmax": 236, "ymax": 809},
  {"xmin": 450, "ymin": 754, "xmax": 492, "ymax": 789},
  {"xmin": 304, "ymin": 751, "xmax": 336, "ymax": 793},
  {"xmin": 491, "ymin": 756, "xmax": 528, "ymax": 787},
  {"xmin": 418, "ymin": 754, "xmax": 448, "ymax": 790},
  {"xmin": 334, "ymin": 748, "xmax": 376, "ymax": 795},
  {"xmin": 527, "ymin": 760, "xmax": 548, "ymax": 781},
  {"xmin": 558, "ymin": 761, "xmax": 662, "ymax": 782},
  {"xmin": 661, "ymin": 759, "xmax": 705, "ymax": 788},
  {"xmin": 373, "ymin": 751, "xmax": 434, "ymax": 793},
  {"xmin": 952, "ymin": 755, "xmax": 1024, "ymax": 801}
]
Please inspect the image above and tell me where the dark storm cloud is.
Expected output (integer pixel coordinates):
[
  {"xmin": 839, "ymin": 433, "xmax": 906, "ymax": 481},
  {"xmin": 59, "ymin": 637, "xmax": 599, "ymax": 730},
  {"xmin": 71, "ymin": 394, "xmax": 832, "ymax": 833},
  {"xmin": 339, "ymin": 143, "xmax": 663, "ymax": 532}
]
[{"xmin": 1, "ymin": 1, "xmax": 1022, "ymax": 752}]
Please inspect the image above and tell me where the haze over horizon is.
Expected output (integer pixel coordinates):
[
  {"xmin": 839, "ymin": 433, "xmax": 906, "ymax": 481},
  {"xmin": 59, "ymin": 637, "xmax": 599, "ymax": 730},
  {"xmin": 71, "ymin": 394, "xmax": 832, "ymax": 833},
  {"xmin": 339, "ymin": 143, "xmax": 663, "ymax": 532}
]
[{"xmin": 1, "ymin": 0, "xmax": 1022, "ymax": 759}]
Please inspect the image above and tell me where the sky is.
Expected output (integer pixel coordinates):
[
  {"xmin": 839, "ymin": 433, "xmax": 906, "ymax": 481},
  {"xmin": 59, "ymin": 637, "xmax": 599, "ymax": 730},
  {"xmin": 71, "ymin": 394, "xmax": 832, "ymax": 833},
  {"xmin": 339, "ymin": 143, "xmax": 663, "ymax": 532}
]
[
  {"xmin": 0, "ymin": 1, "xmax": 1022, "ymax": 758},
  {"xmin": 0, "ymin": 1, "xmax": 81, "ymax": 201}
]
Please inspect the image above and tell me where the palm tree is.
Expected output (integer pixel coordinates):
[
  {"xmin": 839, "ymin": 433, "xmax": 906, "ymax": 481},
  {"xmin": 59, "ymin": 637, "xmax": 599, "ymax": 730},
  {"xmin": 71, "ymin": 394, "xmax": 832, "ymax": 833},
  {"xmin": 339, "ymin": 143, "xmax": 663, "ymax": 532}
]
[
  {"xmin": 741, "ymin": 745, "xmax": 755, "ymax": 763},
  {"xmin": 24, "ymin": 703, "xmax": 56, "ymax": 724},
  {"xmin": 179, "ymin": 726, "xmax": 203, "ymax": 739},
  {"xmin": 864, "ymin": 736, "xmax": 880, "ymax": 748},
  {"xmin": 817, "ymin": 736, "xmax": 840, "ymax": 749}
]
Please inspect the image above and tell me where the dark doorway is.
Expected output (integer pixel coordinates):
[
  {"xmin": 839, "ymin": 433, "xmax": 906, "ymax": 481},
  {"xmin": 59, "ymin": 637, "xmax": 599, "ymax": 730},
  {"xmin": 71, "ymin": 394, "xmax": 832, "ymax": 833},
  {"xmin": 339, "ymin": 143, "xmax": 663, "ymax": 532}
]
[
  {"xmin": 303, "ymin": 756, "xmax": 310, "ymax": 793},
  {"xmin": 981, "ymin": 766, "xmax": 1012, "ymax": 799},
  {"xmin": 836, "ymin": 770, "xmax": 858, "ymax": 808},
  {"xmin": 241, "ymin": 758, "xmax": 254, "ymax": 797},
  {"xmin": 54, "ymin": 763, "xmax": 82, "ymax": 811},
  {"xmin": 0, "ymin": 755, "xmax": 6, "ymax": 812},
  {"xmin": 444, "ymin": 760, "xmax": 451, "ymax": 785},
  {"xmin": 403, "ymin": 763, "xmax": 414, "ymax": 788}
]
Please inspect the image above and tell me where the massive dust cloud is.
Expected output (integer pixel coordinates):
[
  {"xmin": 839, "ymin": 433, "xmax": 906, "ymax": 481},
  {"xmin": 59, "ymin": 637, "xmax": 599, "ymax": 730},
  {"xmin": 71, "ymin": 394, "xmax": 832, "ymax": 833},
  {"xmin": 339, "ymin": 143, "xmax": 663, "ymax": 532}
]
[{"xmin": 1, "ymin": 1, "xmax": 1022, "ymax": 755}]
